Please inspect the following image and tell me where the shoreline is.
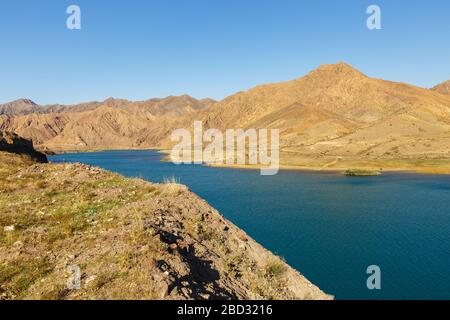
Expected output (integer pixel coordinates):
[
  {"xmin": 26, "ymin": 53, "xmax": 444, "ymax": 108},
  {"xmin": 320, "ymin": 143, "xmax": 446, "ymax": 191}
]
[
  {"xmin": 46, "ymin": 147, "xmax": 450, "ymax": 175},
  {"xmin": 207, "ymin": 163, "xmax": 450, "ymax": 175},
  {"xmin": 157, "ymin": 150, "xmax": 450, "ymax": 175}
]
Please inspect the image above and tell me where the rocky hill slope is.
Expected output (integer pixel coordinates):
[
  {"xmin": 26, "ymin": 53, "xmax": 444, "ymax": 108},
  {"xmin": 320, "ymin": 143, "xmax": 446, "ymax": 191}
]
[
  {"xmin": 0, "ymin": 150, "xmax": 330, "ymax": 300},
  {"xmin": 0, "ymin": 131, "xmax": 47, "ymax": 163}
]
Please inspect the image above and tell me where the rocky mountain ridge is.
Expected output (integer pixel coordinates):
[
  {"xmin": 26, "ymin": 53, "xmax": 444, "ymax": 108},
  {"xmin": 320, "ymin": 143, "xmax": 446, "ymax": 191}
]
[{"xmin": 2, "ymin": 63, "xmax": 450, "ymax": 171}]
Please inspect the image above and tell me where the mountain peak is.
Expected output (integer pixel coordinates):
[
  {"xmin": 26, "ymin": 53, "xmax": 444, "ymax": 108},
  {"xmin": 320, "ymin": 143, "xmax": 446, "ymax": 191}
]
[
  {"xmin": 0, "ymin": 98, "xmax": 39, "ymax": 116},
  {"xmin": 309, "ymin": 62, "xmax": 366, "ymax": 78},
  {"xmin": 7, "ymin": 98, "xmax": 37, "ymax": 106}
]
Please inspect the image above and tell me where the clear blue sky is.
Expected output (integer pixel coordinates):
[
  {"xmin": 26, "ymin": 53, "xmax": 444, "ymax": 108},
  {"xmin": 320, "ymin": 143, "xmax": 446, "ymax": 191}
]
[{"xmin": 1, "ymin": 0, "xmax": 449, "ymax": 105}]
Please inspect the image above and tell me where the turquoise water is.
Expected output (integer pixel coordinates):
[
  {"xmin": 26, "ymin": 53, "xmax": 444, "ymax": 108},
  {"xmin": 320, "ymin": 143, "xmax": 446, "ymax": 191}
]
[{"xmin": 50, "ymin": 150, "xmax": 450, "ymax": 300}]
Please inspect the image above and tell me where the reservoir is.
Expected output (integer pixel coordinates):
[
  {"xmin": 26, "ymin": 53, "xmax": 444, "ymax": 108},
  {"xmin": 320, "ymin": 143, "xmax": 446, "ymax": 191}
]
[{"xmin": 50, "ymin": 150, "xmax": 450, "ymax": 300}]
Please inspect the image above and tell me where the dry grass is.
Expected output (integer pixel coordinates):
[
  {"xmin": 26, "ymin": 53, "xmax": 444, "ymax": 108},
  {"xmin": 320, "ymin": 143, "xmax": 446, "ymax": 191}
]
[
  {"xmin": 0, "ymin": 152, "xmax": 161, "ymax": 299},
  {"xmin": 162, "ymin": 176, "xmax": 187, "ymax": 195}
]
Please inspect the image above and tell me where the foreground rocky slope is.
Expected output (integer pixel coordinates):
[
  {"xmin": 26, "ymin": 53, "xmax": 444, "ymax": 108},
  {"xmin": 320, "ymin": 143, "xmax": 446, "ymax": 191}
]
[{"xmin": 0, "ymin": 150, "xmax": 330, "ymax": 300}]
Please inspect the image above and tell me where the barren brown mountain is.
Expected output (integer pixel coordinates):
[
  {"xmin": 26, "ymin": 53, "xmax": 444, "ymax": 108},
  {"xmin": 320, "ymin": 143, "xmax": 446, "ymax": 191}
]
[
  {"xmin": 0, "ymin": 99, "xmax": 39, "ymax": 116},
  {"xmin": 2, "ymin": 63, "xmax": 450, "ymax": 172},
  {"xmin": 189, "ymin": 63, "xmax": 450, "ymax": 171},
  {"xmin": 0, "ymin": 95, "xmax": 214, "ymax": 151}
]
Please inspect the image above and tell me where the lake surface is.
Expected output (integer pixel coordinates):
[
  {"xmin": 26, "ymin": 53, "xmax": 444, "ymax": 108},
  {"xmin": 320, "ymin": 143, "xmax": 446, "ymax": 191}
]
[{"xmin": 50, "ymin": 150, "xmax": 450, "ymax": 300}]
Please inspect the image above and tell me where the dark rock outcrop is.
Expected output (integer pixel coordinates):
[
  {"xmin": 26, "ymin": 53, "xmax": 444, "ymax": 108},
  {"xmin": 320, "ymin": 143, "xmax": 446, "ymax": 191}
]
[{"xmin": 0, "ymin": 131, "xmax": 48, "ymax": 163}]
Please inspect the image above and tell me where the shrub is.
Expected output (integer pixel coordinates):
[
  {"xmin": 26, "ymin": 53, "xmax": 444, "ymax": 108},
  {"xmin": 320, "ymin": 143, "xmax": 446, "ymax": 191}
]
[{"xmin": 265, "ymin": 258, "xmax": 287, "ymax": 278}]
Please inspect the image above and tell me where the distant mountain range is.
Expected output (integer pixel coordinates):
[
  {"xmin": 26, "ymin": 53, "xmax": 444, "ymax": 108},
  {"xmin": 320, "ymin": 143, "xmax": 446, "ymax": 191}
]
[
  {"xmin": 1, "ymin": 63, "xmax": 450, "ymax": 170},
  {"xmin": 0, "ymin": 95, "xmax": 215, "ymax": 151}
]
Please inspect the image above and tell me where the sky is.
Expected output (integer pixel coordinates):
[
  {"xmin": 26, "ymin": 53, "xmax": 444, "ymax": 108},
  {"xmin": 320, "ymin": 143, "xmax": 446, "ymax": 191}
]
[{"xmin": 0, "ymin": 0, "xmax": 449, "ymax": 105}]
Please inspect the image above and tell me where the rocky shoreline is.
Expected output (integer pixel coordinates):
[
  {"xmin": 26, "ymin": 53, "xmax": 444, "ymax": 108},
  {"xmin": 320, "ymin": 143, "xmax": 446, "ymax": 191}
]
[{"xmin": 0, "ymin": 134, "xmax": 331, "ymax": 300}]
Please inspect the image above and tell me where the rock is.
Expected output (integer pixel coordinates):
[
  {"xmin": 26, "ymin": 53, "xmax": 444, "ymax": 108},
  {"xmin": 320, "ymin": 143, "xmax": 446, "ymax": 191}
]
[
  {"xmin": 181, "ymin": 287, "xmax": 192, "ymax": 297},
  {"xmin": 0, "ymin": 131, "xmax": 48, "ymax": 163},
  {"xmin": 158, "ymin": 282, "xmax": 169, "ymax": 299},
  {"xmin": 176, "ymin": 239, "xmax": 189, "ymax": 252},
  {"xmin": 4, "ymin": 225, "xmax": 15, "ymax": 232},
  {"xmin": 13, "ymin": 241, "xmax": 23, "ymax": 247},
  {"xmin": 85, "ymin": 275, "xmax": 97, "ymax": 285}
]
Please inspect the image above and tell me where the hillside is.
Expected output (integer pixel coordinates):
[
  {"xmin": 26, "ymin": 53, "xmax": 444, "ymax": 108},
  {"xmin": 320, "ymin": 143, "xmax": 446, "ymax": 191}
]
[{"xmin": 0, "ymin": 149, "xmax": 330, "ymax": 300}]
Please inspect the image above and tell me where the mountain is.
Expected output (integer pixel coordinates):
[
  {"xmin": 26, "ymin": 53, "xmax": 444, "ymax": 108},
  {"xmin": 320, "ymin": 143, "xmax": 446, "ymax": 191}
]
[
  {"xmin": 0, "ymin": 95, "xmax": 215, "ymax": 151},
  {"xmin": 432, "ymin": 80, "xmax": 450, "ymax": 95},
  {"xmin": 0, "ymin": 99, "xmax": 39, "ymax": 116},
  {"xmin": 0, "ymin": 98, "xmax": 107, "ymax": 117},
  {"xmin": 0, "ymin": 148, "xmax": 330, "ymax": 300},
  {"xmin": 188, "ymin": 63, "xmax": 450, "ymax": 168},
  {"xmin": 2, "ymin": 63, "xmax": 450, "ymax": 171}
]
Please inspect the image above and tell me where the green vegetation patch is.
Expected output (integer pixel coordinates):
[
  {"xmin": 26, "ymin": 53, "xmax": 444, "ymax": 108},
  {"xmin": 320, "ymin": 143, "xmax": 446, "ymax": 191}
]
[{"xmin": 343, "ymin": 169, "xmax": 380, "ymax": 176}]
